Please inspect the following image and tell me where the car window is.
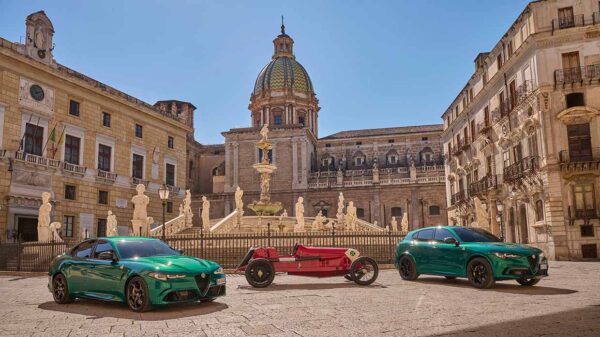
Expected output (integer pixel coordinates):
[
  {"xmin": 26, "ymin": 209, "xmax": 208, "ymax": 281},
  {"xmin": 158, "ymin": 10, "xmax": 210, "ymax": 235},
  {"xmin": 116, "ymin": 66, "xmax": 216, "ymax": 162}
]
[
  {"xmin": 116, "ymin": 240, "xmax": 181, "ymax": 259},
  {"xmin": 434, "ymin": 228, "xmax": 455, "ymax": 242},
  {"xmin": 416, "ymin": 229, "xmax": 435, "ymax": 241},
  {"xmin": 93, "ymin": 241, "xmax": 114, "ymax": 259},
  {"xmin": 453, "ymin": 227, "xmax": 501, "ymax": 242},
  {"xmin": 72, "ymin": 241, "xmax": 94, "ymax": 259}
]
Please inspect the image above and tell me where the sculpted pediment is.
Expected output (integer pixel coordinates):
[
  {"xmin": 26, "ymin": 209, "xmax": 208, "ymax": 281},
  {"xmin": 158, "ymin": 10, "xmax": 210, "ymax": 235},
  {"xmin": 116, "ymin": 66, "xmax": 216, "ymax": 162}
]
[{"xmin": 557, "ymin": 106, "xmax": 600, "ymax": 125}]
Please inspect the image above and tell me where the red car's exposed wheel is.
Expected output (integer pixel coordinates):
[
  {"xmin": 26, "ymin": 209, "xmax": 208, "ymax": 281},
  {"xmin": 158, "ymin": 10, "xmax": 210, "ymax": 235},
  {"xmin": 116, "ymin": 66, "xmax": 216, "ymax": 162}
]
[
  {"xmin": 350, "ymin": 257, "xmax": 379, "ymax": 286},
  {"xmin": 52, "ymin": 273, "xmax": 74, "ymax": 304},
  {"xmin": 245, "ymin": 259, "xmax": 275, "ymax": 288}
]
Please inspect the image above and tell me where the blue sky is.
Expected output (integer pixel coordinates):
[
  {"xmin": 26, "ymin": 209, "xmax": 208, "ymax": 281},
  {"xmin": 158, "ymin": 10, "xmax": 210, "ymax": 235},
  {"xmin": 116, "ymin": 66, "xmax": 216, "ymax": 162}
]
[{"xmin": 0, "ymin": 0, "xmax": 530, "ymax": 144}]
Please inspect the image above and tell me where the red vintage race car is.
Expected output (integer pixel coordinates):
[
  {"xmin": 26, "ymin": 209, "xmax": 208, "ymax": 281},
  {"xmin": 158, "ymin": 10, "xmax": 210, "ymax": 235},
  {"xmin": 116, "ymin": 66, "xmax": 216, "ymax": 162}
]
[{"xmin": 236, "ymin": 243, "xmax": 379, "ymax": 287}]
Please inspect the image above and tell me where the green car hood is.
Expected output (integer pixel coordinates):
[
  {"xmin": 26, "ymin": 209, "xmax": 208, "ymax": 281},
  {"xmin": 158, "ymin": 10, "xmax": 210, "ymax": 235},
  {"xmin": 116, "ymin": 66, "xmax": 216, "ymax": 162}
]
[
  {"xmin": 472, "ymin": 242, "xmax": 543, "ymax": 256},
  {"xmin": 126, "ymin": 255, "xmax": 220, "ymax": 274}
]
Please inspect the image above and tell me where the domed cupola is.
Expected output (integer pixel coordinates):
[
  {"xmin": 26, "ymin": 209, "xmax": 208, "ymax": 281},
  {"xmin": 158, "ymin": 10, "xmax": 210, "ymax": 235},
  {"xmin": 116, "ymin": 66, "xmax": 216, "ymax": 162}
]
[{"xmin": 249, "ymin": 18, "xmax": 320, "ymax": 136}]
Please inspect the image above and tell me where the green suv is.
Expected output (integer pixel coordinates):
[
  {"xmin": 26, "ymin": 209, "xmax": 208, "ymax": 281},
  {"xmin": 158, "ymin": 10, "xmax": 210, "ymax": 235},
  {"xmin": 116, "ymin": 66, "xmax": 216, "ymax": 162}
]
[{"xmin": 395, "ymin": 226, "xmax": 548, "ymax": 289}]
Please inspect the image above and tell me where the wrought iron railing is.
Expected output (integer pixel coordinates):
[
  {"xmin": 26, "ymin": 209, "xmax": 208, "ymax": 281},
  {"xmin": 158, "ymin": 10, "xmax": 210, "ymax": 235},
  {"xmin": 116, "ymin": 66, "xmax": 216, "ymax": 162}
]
[
  {"xmin": 503, "ymin": 156, "xmax": 539, "ymax": 183},
  {"xmin": 451, "ymin": 190, "xmax": 466, "ymax": 205},
  {"xmin": 559, "ymin": 148, "xmax": 600, "ymax": 163},
  {"xmin": 568, "ymin": 207, "xmax": 598, "ymax": 220},
  {"xmin": 552, "ymin": 14, "xmax": 585, "ymax": 33},
  {"xmin": 468, "ymin": 175, "xmax": 498, "ymax": 197},
  {"xmin": 554, "ymin": 64, "xmax": 600, "ymax": 87}
]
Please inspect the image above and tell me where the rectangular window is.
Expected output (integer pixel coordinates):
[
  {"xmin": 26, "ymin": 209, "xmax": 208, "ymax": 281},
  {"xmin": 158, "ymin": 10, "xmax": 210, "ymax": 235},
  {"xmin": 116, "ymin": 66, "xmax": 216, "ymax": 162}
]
[
  {"xmin": 274, "ymin": 115, "xmax": 282, "ymax": 125},
  {"xmin": 166, "ymin": 163, "xmax": 175, "ymax": 186},
  {"xmin": 102, "ymin": 112, "xmax": 111, "ymax": 127},
  {"xmin": 388, "ymin": 139, "xmax": 395, "ymax": 143},
  {"xmin": 356, "ymin": 208, "xmax": 365, "ymax": 219},
  {"xmin": 132, "ymin": 153, "xmax": 144, "ymax": 179},
  {"xmin": 484, "ymin": 106, "xmax": 490, "ymax": 125},
  {"xmin": 63, "ymin": 216, "xmax": 74, "ymax": 237},
  {"xmin": 168, "ymin": 136, "xmax": 174, "ymax": 149},
  {"xmin": 558, "ymin": 7, "xmax": 575, "ymax": 29},
  {"xmin": 65, "ymin": 185, "xmax": 76, "ymax": 200},
  {"xmin": 98, "ymin": 144, "xmax": 112, "ymax": 172},
  {"xmin": 97, "ymin": 219, "xmax": 107, "ymax": 237},
  {"xmin": 503, "ymin": 151, "xmax": 510, "ymax": 168},
  {"xmin": 581, "ymin": 225, "xmax": 594, "ymax": 237},
  {"xmin": 23, "ymin": 123, "xmax": 44, "ymax": 156},
  {"xmin": 69, "ymin": 100, "xmax": 80, "ymax": 117},
  {"xmin": 298, "ymin": 116, "xmax": 305, "ymax": 126},
  {"xmin": 325, "ymin": 144, "xmax": 331, "ymax": 148},
  {"xmin": 166, "ymin": 201, "xmax": 173, "ymax": 213},
  {"xmin": 64, "ymin": 135, "xmax": 81, "ymax": 165},
  {"xmin": 507, "ymin": 40, "xmax": 514, "ymax": 58},
  {"xmin": 356, "ymin": 142, "xmax": 362, "ymax": 146},
  {"xmin": 574, "ymin": 184, "xmax": 595, "ymax": 211},
  {"xmin": 98, "ymin": 190, "xmax": 108, "ymax": 205},
  {"xmin": 135, "ymin": 124, "xmax": 143, "ymax": 138},
  {"xmin": 470, "ymin": 120, "xmax": 476, "ymax": 142},
  {"xmin": 497, "ymin": 54, "xmax": 503, "ymax": 69},
  {"xmin": 528, "ymin": 133, "xmax": 539, "ymax": 157}
]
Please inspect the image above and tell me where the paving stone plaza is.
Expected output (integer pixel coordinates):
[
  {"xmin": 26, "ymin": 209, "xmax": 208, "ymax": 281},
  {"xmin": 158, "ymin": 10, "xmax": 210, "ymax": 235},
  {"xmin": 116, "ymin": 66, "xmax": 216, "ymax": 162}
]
[{"xmin": 0, "ymin": 262, "xmax": 599, "ymax": 337}]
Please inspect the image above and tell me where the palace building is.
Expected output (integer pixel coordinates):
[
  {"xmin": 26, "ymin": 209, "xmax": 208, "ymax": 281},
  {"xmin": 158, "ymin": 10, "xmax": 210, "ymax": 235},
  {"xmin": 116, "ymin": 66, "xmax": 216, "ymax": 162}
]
[{"xmin": 442, "ymin": 0, "xmax": 600, "ymax": 259}]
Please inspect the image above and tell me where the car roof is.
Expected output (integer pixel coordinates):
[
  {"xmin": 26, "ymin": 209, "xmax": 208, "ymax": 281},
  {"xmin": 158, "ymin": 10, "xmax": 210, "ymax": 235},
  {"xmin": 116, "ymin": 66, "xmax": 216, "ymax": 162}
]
[{"xmin": 97, "ymin": 236, "xmax": 158, "ymax": 242}]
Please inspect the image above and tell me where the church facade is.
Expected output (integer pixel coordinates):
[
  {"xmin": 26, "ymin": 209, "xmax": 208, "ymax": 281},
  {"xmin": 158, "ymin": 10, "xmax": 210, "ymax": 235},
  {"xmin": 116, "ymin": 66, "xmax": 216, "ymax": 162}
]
[{"xmin": 188, "ymin": 24, "xmax": 448, "ymax": 229}]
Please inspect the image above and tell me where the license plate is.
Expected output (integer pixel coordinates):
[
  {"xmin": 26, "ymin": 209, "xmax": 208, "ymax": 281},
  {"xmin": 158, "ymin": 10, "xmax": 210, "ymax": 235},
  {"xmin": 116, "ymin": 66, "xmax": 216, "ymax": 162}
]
[
  {"xmin": 540, "ymin": 263, "xmax": 548, "ymax": 270},
  {"xmin": 216, "ymin": 278, "xmax": 226, "ymax": 285}
]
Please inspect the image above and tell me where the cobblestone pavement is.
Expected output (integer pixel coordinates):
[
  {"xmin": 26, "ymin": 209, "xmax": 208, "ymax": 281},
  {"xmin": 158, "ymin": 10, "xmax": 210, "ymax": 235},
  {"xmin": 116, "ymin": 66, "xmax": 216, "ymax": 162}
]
[{"xmin": 0, "ymin": 261, "xmax": 599, "ymax": 337}]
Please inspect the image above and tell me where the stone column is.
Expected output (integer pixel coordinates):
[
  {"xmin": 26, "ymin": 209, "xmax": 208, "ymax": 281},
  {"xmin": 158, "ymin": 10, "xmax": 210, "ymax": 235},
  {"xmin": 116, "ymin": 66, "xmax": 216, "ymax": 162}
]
[
  {"xmin": 301, "ymin": 139, "xmax": 308, "ymax": 187},
  {"xmin": 233, "ymin": 142, "xmax": 239, "ymax": 188},
  {"xmin": 292, "ymin": 139, "xmax": 298, "ymax": 188},
  {"xmin": 266, "ymin": 107, "xmax": 270, "ymax": 125},
  {"xmin": 225, "ymin": 142, "xmax": 232, "ymax": 189},
  {"xmin": 292, "ymin": 106, "xmax": 297, "ymax": 124},
  {"xmin": 489, "ymin": 198, "xmax": 499, "ymax": 236}
]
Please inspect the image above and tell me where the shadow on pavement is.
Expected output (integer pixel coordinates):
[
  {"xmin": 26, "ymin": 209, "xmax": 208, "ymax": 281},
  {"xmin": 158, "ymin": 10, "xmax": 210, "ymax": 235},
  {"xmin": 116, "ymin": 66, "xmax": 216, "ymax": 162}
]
[
  {"xmin": 415, "ymin": 277, "xmax": 577, "ymax": 295},
  {"xmin": 38, "ymin": 299, "xmax": 228, "ymax": 321},
  {"xmin": 238, "ymin": 281, "xmax": 387, "ymax": 292},
  {"xmin": 429, "ymin": 305, "xmax": 600, "ymax": 337}
]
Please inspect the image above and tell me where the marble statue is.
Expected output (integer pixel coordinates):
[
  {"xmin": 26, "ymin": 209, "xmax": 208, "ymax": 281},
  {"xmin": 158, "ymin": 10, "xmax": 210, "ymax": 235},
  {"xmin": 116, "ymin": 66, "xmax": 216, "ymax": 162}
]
[
  {"xmin": 49, "ymin": 222, "xmax": 63, "ymax": 242},
  {"xmin": 372, "ymin": 161, "xmax": 380, "ymax": 183},
  {"xmin": 201, "ymin": 196, "xmax": 210, "ymax": 228},
  {"xmin": 336, "ymin": 192, "xmax": 345, "ymax": 222},
  {"xmin": 294, "ymin": 197, "xmax": 305, "ymax": 232},
  {"xmin": 312, "ymin": 210, "xmax": 325, "ymax": 231},
  {"xmin": 345, "ymin": 201, "xmax": 357, "ymax": 231},
  {"xmin": 391, "ymin": 216, "xmax": 398, "ymax": 232},
  {"xmin": 179, "ymin": 203, "xmax": 184, "ymax": 216},
  {"xmin": 184, "ymin": 189, "xmax": 193, "ymax": 226},
  {"xmin": 281, "ymin": 209, "xmax": 288, "ymax": 217},
  {"xmin": 132, "ymin": 184, "xmax": 149, "ymax": 221},
  {"xmin": 259, "ymin": 123, "xmax": 270, "ymax": 142},
  {"xmin": 107, "ymin": 210, "xmax": 118, "ymax": 237},
  {"xmin": 336, "ymin": 167, "xmax": 343, "ymax": 185},
  {"xmin": 235, "ymin": 186, "xmax": 244, "ymax": 212},
  {"xmin": 37, "ymin": 192, "xmax": 52, "ymax": 242},
  {"xmin": 151, "ymin": 147, "xmax": 160, "ymax": 180},
  {"xmin": 401, "ymin": 212, "xmax": 409, "ymax": 232},
  {"xmin": 259, "ymin": 173, "xmax": 270, "ymax": 201}
]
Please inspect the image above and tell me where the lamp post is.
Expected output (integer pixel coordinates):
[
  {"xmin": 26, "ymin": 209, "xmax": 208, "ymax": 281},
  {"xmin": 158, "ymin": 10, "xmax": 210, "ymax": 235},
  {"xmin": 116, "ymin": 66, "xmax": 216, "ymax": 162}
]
[
  {"xmin": 496, "ymin": 201, "xmax": 504, "ymax": 241},
  {"xmin": 158, "ymin": 185, "xmax": 170, "ymax": 241}
]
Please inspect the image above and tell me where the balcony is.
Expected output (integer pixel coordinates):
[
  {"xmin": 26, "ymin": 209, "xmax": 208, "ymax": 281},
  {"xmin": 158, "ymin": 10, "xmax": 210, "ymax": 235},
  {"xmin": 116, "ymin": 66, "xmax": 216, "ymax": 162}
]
[
  {"xmin": 451, "ymin": 190, "xmax": 467, "ymax": 205},
  {"xmin": 559, "ymin": 148, "xmax": 600, "ymax": 173},
  {"xmin": 468, "ymin": 175, "xmax": 498, "ymax": 197},
  {"xmin": 554, "ymin": 64, "xmax": 600, "ymax": 88},
  {"xmin": 132, "ymin": 177, "xmax": 150, "ymax": 187},
  {"xmin": 503, "ymin": 156, "xmax": 539, "ymax": 183},
  {"xmin": 166, "ymin": 184, "xmax": 181, "ymax": 195},
  {"xmin": 14, "ymin": 151, "xmax": 61, "ymax": 169},
  {"xmin": 96, "ymin": 169, "xmax": 117, "ymax": 183},
  {"xmin": 552, "ymin": 14, "xmax": 585, "ymax": 33},
  {"xmin": 477, "ymin": 121, "xmax": 492, "ymax": 135},
  {"xmin": 63, "ymin": 162, "xmax": 87, "ymax": 176},
  {"xmin": 568, "ymin": 206, "xmax": 598, "ymax": 221}
]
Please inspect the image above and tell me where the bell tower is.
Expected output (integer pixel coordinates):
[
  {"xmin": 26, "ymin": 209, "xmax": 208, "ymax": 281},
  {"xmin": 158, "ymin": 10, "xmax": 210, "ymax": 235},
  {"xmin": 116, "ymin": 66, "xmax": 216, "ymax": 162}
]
[{"xmin": 25, "ymin": 11, "xmax": 55, "ymax": 66}]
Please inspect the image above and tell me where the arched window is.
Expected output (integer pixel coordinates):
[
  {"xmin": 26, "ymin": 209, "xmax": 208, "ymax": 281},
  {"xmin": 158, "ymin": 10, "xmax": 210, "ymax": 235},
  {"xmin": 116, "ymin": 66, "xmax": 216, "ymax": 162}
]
[
  {"xmin": 386, "ymin": 150, "xmax": 399, "ymax": 166},
  {"xmin": 535, "ymin": 200, "xmax": 544, "ymax": 221},
  {"xmin": 420, "ymin": 147, "xmax": 434, "ymax": 164},
  {"xmin": 212, "ymin": 161, "xmax": 225, "ymax": 176},
  {"xmin": 353, "ymin": 151, "xmax": 366, "ymax": 167},
  {"xmin": 356, "ymin": 208, "xmax": 365, "ymax": 219},
  {"xmin": 429, "ymin": 205, "xmax": 440, "ymax": 216}
]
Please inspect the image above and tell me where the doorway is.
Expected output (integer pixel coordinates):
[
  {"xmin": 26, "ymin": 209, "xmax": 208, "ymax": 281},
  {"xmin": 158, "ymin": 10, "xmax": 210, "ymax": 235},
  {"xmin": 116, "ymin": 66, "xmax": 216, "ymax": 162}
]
[
  {"xmin": 567, "ymin": 123, "xmax": 592, "ymax": 162},
  {"xmin": 16, "ymin": 216, "xmax": 38, "ymax": 242},
  {"xmin": 518, "ymin": 204, "xmax": 529, "ymax": 244}
]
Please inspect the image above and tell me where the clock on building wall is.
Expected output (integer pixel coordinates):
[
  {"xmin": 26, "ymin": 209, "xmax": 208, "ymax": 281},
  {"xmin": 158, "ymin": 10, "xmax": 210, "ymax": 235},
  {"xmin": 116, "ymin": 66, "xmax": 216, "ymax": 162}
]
[{"xmin": 29, "ymin": 84, "xmax": 45, "ymax": 101}]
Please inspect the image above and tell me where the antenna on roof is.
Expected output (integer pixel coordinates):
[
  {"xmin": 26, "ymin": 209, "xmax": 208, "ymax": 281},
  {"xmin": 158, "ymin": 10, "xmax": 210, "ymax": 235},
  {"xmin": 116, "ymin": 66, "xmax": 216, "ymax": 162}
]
[{"xmin": 281, "ymin": 15, "xmax": 285, "ymax": 35}]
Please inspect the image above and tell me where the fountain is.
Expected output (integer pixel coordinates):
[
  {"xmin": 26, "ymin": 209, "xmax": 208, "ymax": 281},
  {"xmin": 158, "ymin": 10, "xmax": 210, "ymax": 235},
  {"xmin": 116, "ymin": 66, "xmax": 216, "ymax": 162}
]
[{"xmin": 247, "ymin": 124, "xmax": 283, "ymax": 216}]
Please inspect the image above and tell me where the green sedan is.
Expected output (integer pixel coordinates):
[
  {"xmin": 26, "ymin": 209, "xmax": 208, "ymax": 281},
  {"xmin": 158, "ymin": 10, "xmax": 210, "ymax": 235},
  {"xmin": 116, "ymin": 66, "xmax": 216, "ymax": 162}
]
[
  {"xmin": 48, "ymin": 237, "xmax": 226, "ymax": 312},
  {"xmin": 395, "ymin": 226, "xmax": 548, "ymax": 289}
]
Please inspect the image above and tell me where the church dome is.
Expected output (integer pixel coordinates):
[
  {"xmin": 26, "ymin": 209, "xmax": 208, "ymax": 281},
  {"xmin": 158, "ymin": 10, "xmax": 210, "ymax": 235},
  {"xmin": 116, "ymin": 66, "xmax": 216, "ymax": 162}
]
[{"xmin": 253, "ymin": 56, "xmax": 314, "ymax": 95}]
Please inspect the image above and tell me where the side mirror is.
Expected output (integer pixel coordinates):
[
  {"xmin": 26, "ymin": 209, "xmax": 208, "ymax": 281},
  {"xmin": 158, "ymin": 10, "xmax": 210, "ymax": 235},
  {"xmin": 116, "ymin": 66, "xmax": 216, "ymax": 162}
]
[
  {"xmin": 443, "ymin": 237, "xmax": 459, "ymax": 246},
  {"xmin": 98, "ymin": 251, "xmax": 117, "ymax": 262}
]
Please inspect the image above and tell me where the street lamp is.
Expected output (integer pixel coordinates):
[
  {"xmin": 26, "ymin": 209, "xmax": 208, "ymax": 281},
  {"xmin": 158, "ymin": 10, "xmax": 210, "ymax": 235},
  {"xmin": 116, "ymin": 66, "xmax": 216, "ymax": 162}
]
[
  {"xmin": 158, "ymin": 184, "xmax": 170, "ymax": 241},
  {"xmin": 496, "ymin": 201, "xmax": 504, "ymax": 241}
]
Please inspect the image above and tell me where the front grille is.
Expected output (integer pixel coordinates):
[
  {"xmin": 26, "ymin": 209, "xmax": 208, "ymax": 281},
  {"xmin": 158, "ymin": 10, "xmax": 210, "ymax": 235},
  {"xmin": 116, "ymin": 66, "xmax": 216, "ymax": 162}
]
[
  {"xmin": 527, "ymin": 255, "xmax": 539, "ymax": 271},
  {"xmin": 164, "ymin": 290, "xmax": 197, "ymax": 302},
  {"xmin": 207, "ymin": 285, "xmax": 226, "ymax": 298},
  {"xmin": 195, "ymin": 274, "xmax": 211, "ymax": 295}
]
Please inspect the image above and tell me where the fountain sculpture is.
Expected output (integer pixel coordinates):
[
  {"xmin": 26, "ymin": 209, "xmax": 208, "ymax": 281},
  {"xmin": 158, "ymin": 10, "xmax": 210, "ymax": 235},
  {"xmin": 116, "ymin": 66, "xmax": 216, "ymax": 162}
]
[{"xmin": 247, "ymin": 124, "xmax": 283, "ymax": 216}]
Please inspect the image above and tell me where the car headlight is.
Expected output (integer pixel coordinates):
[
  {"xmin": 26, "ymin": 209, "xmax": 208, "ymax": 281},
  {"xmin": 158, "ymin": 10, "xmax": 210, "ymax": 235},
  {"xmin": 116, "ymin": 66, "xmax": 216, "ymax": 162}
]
[
  {"xmin": 148, "ymin": 272, "xmax": 186, "ymax": 281},
  {"xmin": 492, "ymin": 252, "xmax": 521, "ymax": 259},
  {"xmin": 539, "ymin": 252, "xmax": 545, "ymax": 259},
  {"xmin": 213, "ymin": 267, "xmax": 224, "ymax": 274}
]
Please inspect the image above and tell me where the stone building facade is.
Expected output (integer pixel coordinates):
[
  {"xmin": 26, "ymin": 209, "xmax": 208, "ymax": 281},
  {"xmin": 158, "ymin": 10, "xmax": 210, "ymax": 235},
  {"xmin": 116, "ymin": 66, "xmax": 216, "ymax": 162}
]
[
  {"xmin": 189, "ymin": 23, "xmax": 448, "ymax": 229},
  {"xmin": 0, "ymin": 12, "xmax": 192, "ymax": 241},
  {"xmin": 442, "ymin": 0, "xmax": 600, "ymax": 260}
]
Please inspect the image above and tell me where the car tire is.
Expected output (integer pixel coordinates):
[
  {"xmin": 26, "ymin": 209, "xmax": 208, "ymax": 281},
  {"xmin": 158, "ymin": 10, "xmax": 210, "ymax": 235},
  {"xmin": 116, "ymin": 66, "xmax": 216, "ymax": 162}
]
[
  {"xmin": 516, "ymin": 278, "xmax": 541, "ymax": 286},
  {"xmin": 52, "ymin": 273, "xmax": 75, "ymax": 304},
  {"xmin": 126, "ymin": 276, "xmax": 152, "ymax": 312},
  {"xmin": 398, "ymin": 256, "xmax": 419, "ymax": 281},
  {"xmin": 245, "ymin": 259, "xmax": 275, "ymax": 288},
  {"xmin": 467, "ymin": 257, "xmax": 495, "ymax": 289},
  {"xmin": 200, "ymin": 297, "xmax": 216, "ymax": 303},
  {"xmin": 350, "ymin": 257, "xmax": 379, "ymax": 286},
  {"xmin": 343, "ymin": 274, "xmax": 353, "ymax": 281},
  {"xmin": 444, "ymin": 276, "xmax": 457, "ymax": 280}
]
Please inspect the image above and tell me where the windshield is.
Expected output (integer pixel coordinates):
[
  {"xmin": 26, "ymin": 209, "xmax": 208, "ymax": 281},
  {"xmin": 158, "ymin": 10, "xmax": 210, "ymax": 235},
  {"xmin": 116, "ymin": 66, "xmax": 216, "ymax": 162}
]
[
  {"xmin": 116, "ymin": 240, "xmax": 181, "ymax": 259},
  {"xmin": 452, "ymin": 227, "xmax": 501, "ymax": 243}
]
